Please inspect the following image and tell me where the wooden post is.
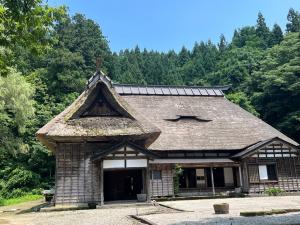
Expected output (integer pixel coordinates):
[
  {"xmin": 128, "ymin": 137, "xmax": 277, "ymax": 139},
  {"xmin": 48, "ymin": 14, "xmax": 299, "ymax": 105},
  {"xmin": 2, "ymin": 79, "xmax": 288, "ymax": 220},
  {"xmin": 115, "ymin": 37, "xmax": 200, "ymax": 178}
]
[
  {"xmin": 210, "ymin": 167, "xmax": 215, "ymax": 196},
  {"xmin": 146, "ymin": 159, "xmax": 151, "ymax": 202},
  {"xmin": 239, "ymin": 165, "xmax": 243, "ymax": 187},
  {"xmin": 100, "ymin": 160, "xmax": 104, "ymax": 206}
]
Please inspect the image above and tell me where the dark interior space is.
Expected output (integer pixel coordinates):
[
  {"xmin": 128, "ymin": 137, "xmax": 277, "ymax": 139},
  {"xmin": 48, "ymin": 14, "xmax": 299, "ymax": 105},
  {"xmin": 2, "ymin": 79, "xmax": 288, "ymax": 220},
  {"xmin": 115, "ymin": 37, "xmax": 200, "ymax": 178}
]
[
  {"xmin": 206, "ymin": 167, "xmax": 225, "ymax": 187},
  {"xmin": 104, "ymin": 169, "xmax": 143, "ymax": 201},
  {"xmin": 179, "ymin": 168, "xmax": 197, "ymax": 188}
]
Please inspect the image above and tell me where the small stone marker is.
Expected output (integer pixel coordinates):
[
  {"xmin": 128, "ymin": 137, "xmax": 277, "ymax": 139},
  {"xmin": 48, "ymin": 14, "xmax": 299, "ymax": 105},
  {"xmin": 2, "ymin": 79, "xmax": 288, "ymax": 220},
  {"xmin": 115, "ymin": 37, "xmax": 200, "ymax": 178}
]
[{"xmin": 213, "ymin": 203, "xmax": 229, "ymax": 214}]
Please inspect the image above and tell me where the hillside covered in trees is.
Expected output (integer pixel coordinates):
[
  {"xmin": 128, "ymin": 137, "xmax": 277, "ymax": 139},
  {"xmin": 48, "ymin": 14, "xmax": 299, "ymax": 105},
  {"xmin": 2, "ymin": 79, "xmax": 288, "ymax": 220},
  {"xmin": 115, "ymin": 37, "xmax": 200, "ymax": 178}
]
[{"xmin": 0, "ymin": 0, "xmax": 299, "ymax": 199}]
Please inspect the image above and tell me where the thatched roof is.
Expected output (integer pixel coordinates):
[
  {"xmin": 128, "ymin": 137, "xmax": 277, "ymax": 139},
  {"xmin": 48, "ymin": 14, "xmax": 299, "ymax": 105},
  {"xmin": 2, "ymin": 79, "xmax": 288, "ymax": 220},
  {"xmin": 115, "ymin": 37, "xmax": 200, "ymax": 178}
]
[
  {"xmin": 36, "ymin": 72, "xmax": 160, "ymax": 151},
  {"xmin": 37, "ymin": 71, "xmax": 298, "ymax": 152},
  {"xmin": 120, "ymin": 91, "xmax": 298, "ymax": 151}
]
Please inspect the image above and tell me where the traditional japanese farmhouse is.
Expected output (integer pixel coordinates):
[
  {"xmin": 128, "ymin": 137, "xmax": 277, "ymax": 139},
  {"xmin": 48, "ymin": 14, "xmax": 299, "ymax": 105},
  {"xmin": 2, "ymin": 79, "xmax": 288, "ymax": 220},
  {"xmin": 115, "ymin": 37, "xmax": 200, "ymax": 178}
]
[{"xmin": 37, "ymin": 71, "xmax": 300, "ymax": 206}]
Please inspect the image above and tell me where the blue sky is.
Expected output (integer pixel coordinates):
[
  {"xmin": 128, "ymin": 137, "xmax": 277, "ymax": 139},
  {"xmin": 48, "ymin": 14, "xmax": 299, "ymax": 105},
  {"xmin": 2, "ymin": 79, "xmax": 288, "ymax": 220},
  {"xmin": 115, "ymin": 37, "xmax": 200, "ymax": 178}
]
[{"xmin": 48, "ymin": 0, "xmax": 300, "ymax": 52}]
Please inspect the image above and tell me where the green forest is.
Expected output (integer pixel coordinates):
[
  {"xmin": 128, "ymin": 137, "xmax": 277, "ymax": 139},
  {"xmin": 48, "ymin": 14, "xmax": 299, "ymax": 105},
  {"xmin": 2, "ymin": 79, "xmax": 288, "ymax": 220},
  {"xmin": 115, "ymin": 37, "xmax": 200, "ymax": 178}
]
[{"xmin": 0, "ymin": 0, "xmax": 299, "ymax": 200}]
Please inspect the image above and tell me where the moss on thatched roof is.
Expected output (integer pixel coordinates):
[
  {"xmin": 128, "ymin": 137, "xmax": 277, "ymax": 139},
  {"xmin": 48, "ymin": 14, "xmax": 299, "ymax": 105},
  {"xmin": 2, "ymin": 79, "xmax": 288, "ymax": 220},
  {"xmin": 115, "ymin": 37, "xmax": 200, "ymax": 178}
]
[{"xmin": 36, "ymin": 72, "xmax": 160, "ymax": 151}]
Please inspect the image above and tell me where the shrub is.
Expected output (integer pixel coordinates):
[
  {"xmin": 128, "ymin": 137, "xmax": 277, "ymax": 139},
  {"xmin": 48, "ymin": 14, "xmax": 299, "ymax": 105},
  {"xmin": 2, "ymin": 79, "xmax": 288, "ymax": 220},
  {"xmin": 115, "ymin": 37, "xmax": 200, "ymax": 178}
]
[
  {"xmin": 5, "ymin": 188, "xmax": 26, "ymax": 199},
  {"xmin": 264, "ymin": 188, "xmax": 283, "ymax": 196},
  {"xmin": 30, "ymin": 188, "xmax": 43, "ymax": 195},
  {"xmin": 6, "ymin": 167, "xmax": 40, "ymax": 189},
  {"xmin": 173, "ymin": 164, "xmax": 183, "ymax": 195},
  {"xmin": 0, "ymin": 167, "xmax": 40, "ymax": 198}
]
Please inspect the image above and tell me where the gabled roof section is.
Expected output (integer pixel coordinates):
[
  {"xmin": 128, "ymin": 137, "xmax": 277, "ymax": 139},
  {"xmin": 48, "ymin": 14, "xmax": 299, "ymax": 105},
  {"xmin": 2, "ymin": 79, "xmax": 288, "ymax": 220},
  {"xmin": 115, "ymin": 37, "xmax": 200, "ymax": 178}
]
[
  {"xmin": 91, "ymin": 141, "xmax": 159, "ymax": 161},
  {"xmin": 121, "ymin": 95, "xmax": 299, "ymax": 151},
  {"xmin": 232, "ymin": 137, "xmax": 300, "ymax": 159},
  {"xmin": 114, "ymin": 84, "xmax": 230, "ymax": 96},
  {"xmin": 36, "ymin": 71, "xmax": 161, "ymax": 151}
]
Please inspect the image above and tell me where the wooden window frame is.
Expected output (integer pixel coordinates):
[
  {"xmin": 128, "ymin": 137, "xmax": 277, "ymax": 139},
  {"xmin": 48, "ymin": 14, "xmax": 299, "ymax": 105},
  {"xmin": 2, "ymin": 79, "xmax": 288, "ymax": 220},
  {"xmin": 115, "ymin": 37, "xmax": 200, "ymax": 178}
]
[
  {"xmin": 258, "ymin": 163, "xmax": 278, "ymax": 182},
  {"xmin": 151, "ymin": 170, "xmax": 162, "ymax": 180}
]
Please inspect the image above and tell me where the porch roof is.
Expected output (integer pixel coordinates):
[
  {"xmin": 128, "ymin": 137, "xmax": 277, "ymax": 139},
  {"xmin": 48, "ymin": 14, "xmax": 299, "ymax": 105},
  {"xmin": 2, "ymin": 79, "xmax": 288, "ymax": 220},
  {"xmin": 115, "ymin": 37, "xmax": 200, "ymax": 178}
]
[
  {"xmin": 149, "ymin": 158, "xmax": 236, "ymax": 164},
  {"xmin": 232, "ymin": 136, "xmax": 300, "ymax": 159}
]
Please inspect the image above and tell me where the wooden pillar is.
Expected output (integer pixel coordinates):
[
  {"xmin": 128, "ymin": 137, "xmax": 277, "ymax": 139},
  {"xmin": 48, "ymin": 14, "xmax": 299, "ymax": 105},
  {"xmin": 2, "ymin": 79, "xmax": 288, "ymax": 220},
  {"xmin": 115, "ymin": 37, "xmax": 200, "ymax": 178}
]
[
  {"xmin": 146, "ymin": 159, "xmax": 151, "ymax": 202},
  {"xmin": 242, "ymin": 161, "xmax": 249, "ymax": 192},
  {"xmin": 210, "ymin": 167, "xmax": 215, "ymax": 196},
  {"xmin": 239, "ymin": 165, "xmax": 243, "ymax": 187},
  {"xmin": 100, "ymin": 160, "xmax": 104, "ymax": 206}
]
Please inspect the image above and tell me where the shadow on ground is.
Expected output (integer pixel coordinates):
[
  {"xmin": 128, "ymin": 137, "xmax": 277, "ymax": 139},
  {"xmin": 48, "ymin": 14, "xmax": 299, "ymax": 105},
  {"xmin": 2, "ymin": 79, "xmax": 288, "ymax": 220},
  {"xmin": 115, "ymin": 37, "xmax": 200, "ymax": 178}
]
[{"xmin": 170, "ymin": 212, "xmax": 300, "ymax": 225}]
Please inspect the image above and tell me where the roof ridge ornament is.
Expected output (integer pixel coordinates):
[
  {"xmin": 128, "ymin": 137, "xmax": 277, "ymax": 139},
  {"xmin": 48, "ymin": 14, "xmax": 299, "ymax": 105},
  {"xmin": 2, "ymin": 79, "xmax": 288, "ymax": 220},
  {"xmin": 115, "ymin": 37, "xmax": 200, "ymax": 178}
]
[{"xmin": 87, "ymin": 70, "xmax": 113, "ymax": 89}]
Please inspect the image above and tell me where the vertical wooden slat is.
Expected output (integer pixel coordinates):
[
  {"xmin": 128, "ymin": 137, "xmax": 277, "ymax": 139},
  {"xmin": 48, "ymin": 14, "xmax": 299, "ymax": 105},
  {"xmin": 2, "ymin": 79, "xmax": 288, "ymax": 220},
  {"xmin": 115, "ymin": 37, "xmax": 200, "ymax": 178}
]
[
  {"xmin": 77, "ymin": 144, "xmax": 80, "ymax": 203},
  {"xmin": 54, "ymin": 144, "xmax": 59, "ymax": 204},
  {"xmin": 210, "ymin": 167, "xmax": 215, "ymax": 196},
  {"xmin": 63, "ymin": 144, "xmax": 66, "ymax": 205},
  {"xmin": 83, "ymin": 145, "xmax": 86, "ymax": 203},
  {"xmin": 70, "ymin": 144, "xmax": 73, "ymax": 203},
  {"xmin": 293, "ymin": 157, "xmax": 299, "ymax": 191},
  {"xmin": 100, "ymin": 160, "xmax": 104, "ymax": 205},
  {"xmin": 146, "ymin": 160, "xmax": 150, "ymax": 202},
  {"xmin": 288, "ymin": 156, "xmax": 295, "ymax": 191},
  {"xmin": 238, "ymin": 165, "xmax": 243, "ymax": 188}
]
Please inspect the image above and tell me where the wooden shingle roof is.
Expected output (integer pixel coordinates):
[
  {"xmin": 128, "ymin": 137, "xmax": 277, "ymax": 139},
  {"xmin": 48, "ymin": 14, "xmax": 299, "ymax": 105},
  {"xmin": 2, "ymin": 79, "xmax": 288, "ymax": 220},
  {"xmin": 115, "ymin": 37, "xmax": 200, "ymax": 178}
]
[{"xmin": 114, "ymin": 84, "xmax": 230, "ymax": 96}]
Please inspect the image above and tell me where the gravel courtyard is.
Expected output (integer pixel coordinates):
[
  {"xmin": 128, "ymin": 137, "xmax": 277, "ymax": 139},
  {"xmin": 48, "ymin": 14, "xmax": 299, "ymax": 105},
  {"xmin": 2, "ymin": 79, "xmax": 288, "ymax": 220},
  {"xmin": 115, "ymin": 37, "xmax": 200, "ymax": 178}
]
[
  {"xmin": 141, "ymin": 196, "xmax": 300, "ymax": 225},
  {"xmin": 2, "ymin": 196, "xmax": 300, "ymax": 225}
]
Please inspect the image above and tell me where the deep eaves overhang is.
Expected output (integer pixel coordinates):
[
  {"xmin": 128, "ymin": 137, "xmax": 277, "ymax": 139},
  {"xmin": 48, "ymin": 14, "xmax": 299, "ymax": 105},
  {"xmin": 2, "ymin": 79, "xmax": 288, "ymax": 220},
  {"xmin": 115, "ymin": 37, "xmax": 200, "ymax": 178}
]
[{"xmin": 36, "ymin": 71, "xmax": 161, "ymax": 152}]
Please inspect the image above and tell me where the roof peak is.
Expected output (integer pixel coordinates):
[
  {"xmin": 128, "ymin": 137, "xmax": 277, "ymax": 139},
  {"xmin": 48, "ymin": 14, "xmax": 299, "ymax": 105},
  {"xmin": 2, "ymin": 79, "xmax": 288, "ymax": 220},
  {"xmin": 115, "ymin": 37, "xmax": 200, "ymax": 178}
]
[{"xmin": 87, "ymin": 70, "xmax": 113, "ymax": 89}]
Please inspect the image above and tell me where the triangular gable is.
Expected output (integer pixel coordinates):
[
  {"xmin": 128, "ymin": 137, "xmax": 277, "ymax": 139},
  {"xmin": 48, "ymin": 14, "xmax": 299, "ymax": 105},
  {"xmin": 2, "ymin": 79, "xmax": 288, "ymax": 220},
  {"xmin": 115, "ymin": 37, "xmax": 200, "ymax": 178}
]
[
  {"xmin": 36, "ymin": 71, "xmax": 161, "ymax": 151},
  {"xmin": 69, "ymin": 82, "xmax": 132, "ymax": 119},
  {"xmin": 91, "ymin": 141, "xmax": 159, "ymax": 161},
  {"xmin": 232, "ymin": 137, "xmax": 299, "ymax": 159}
]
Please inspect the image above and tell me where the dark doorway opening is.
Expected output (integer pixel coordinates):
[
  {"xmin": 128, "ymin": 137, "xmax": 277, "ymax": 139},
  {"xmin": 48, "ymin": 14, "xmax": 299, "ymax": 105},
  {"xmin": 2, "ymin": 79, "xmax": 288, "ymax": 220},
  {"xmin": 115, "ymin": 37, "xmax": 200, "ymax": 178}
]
[
  {"xmin": 179, "ymin": 168, "xmax": 197, "ymax": 188},
  {"xmin": 104, "ymin": 169, "xmax": 143, "ymax": 201},
  {"xmin": 206, "ymin": 168, "xmax": 225, "ymax": 187}
]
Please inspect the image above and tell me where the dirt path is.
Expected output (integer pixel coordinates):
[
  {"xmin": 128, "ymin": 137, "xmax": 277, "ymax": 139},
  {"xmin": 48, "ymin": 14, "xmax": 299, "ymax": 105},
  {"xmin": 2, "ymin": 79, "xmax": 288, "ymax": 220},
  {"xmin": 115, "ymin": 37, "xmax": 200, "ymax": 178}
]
[{"xmin": 0, "ymin": 200, "xmax": 46, "ymax": 225}]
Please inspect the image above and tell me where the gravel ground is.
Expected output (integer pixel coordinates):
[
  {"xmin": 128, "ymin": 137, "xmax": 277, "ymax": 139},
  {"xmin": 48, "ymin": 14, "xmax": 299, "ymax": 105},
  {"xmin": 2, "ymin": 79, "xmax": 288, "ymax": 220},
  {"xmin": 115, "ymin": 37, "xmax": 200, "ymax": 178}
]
[
  {"xmin": 140, "ymin": 196, "xmax": 300, "ymax": 225},
  {"xmin": 0, "ymin": 205, "xmax": 174, "ymax": 225},
  {"xmin": 2, "ymin": 196, "xmax": 300, "ymax": 225}
]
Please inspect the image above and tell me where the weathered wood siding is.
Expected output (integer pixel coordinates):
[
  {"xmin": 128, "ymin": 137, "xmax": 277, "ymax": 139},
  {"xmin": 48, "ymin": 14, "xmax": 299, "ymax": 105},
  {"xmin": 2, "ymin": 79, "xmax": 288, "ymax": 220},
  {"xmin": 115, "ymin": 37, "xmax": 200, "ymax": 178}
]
[
  {"xmin": 149, "ymin": 164, "xmax": 174, "ymax": 197},
  {"xmin": 55, "ymin": 143, "xmax": 101, "ymax": 204},
  {"xmin": 247, "ymin": 157, "xmax": 300, "ymax": 193}
]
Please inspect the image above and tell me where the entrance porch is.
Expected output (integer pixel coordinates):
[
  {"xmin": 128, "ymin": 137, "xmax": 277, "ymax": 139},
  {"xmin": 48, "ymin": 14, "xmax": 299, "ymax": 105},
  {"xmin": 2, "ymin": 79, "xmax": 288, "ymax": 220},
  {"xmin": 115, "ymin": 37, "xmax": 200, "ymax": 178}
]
[
  {"xmin": 178, "ymin": 166, "xmax": 242, "ymax": 196},
  {"xmin": 149, "ymin": 158, "xmax": 242, "ymax": 197},
  {"xmin": 104, "ymin": 169, "xmax": 145, "ymax": 202}
]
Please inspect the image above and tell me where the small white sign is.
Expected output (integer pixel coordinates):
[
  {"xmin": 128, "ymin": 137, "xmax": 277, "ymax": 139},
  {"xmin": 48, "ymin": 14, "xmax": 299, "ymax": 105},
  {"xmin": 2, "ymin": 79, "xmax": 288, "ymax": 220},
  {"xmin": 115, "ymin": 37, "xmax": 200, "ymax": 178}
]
[
  {"xmin": 103, "ymin": 160, "xmax": 125, "ymax": 169},
  {"xmin": 126, "ymin": 159, "xmax": 147, "ymax": 168}
]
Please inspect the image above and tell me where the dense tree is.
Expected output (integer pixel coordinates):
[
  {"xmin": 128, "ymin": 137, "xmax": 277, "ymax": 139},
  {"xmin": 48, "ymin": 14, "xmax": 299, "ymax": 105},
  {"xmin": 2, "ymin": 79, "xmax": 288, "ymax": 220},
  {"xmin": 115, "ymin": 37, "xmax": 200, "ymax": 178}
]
[
  {"xmin": 40, "ymin": 13, "xmax": 112, "ymax": 100},
  {"xmin": 177, "ymin": 46, "xmax": 190, "ymax": 66},
  {"xmin": 218, "ymin": 34, "xmax": 228, "ymax": 54},
  {"xmin": 286, "ymin": 8, "xmax": 300, "ymax": 32},
  {"xmin": 270, "ymin": 24, "xmax": 283, "ymax": 46},
  {"xmin": 1, "ymin": 2, "xmax": 300, "ymax": 199},
  {"xmin": 250, "ymin": 33, "xmax": 300, "ymax": 142},
  {"xmin": 255, "ymin": 12, "xmax": 270, "ymax": 48},
  {"xmin": 0, "ymin": 69, "xmax": 35, "ymax": 154},
  {"xmin": 0, "ymin": 0, "xmax": 65, "ymax": 199}
]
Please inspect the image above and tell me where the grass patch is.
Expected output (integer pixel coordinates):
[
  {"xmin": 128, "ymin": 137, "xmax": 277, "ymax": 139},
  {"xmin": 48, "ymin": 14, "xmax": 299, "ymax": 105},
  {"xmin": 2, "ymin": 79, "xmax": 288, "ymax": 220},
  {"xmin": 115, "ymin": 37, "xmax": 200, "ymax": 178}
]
[
  {"xmin": 240, "ymin": 209, "xmax": 300, "ymax": 217},
  {"xmin": 0, "ymin": 194, "xmax": 43, "ymax": 206}
]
